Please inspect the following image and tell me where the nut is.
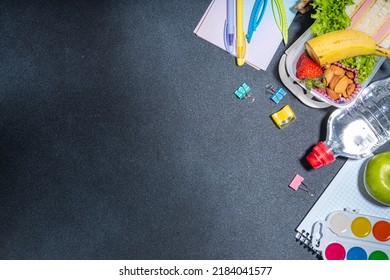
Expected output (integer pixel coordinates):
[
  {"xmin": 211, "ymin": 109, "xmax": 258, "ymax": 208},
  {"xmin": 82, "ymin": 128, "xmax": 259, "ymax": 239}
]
[
  {"xmin": 326, "ymin": 88, "xmax": 340, "ymax": 100},
  {"xmin": 328, "ymin": 75, "xmax": 343, "ymax": 90},
  {"xmin": 334, "ymin": 76, "xmax": 353, "ymax": 95},
  {"xmin": 323, "ymin": 68, "xmax": 334, "ymax": 86},
  {"xmin": 346, "ymin": 71, "xmax": 355, "ymax": 79},
  {"xmin": 346, "ymin": 83, "xmax": 356, "ymax": 97},
  {"xmin": 330, "ymin": 65, "xmax": 346, "ymax": 76}
]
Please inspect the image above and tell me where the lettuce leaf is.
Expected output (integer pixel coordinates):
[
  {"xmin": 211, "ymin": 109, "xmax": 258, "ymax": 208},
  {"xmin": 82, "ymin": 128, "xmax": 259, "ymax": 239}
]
[
  {"xmin": 310, "ymin": 0, "xmax": 353, "ymax": 35},
  {"xmin": 341, "ymin": 55, "xmax": 378, "ymax": 83}
]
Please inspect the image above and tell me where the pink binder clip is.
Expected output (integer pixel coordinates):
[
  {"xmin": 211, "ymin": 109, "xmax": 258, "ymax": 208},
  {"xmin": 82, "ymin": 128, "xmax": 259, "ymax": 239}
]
[{"xmin": 289, "ymin": 174, "xmax": 314, "ymax": 196}]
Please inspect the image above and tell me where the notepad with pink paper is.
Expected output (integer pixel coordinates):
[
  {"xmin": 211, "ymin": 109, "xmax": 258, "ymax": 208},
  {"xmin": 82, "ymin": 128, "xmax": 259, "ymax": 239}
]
[
  {"xmin": 295, "ymin": 157, "xmax": 390, "ymax": 254},
  {"xmin": 194, "ymin": 0, "xmax": 298, "ymax": 71}
]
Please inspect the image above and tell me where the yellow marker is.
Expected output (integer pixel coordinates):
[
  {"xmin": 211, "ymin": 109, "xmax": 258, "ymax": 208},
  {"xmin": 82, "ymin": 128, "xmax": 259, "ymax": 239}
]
[
  {"xmin": 271, "ymin": 105, "xmax": 296, "ymax": 129},
  {"xmin": 236, "ymin": 0, "xmax": 247, "ymax": 66}
]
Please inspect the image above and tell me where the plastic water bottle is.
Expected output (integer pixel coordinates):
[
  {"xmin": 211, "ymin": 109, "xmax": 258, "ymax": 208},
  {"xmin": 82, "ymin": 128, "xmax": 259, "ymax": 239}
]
[{"xmin": 306, "ymin": 76, "xmax": 390, "ymax": 169}]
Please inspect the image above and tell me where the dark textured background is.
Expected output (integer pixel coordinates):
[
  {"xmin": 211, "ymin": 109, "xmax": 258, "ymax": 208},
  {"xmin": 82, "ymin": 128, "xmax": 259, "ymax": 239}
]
[{"xmin": 0, "ymin": 0, "xmax": 389, "ymax": 260}]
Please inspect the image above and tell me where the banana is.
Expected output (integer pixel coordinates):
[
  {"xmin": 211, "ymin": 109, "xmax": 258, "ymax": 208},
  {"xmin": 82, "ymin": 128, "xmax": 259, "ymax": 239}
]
[{"xmin": 305, "ymin": 30, "xmax": 390, "ymax": 66}]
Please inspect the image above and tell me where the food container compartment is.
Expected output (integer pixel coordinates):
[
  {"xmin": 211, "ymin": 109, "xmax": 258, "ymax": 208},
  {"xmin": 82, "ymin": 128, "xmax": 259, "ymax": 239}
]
[{"xmin": 279, "ymin": 28, "xmax": 386, "ymax": 109}]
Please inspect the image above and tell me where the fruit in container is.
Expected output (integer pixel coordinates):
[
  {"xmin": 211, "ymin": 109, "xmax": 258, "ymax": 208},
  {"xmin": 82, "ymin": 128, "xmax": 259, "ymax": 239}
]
[
  {"xmin": 305, "ymin": 30, "xmax": 390, "ymax": 67},
  {"xmin": 296, "ymin": 54, "xmax": 360, "ymax": 101},
  {"xmin": 296, "ymin": 52, "xmax": 323, "ymax": 79}
]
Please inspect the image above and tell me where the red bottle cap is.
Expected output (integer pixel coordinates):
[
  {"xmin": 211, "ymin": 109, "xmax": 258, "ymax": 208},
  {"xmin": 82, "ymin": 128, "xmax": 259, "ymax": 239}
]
[{"xmin": 306, "ymin": 141, "xmax": 336, "ymax": 169}]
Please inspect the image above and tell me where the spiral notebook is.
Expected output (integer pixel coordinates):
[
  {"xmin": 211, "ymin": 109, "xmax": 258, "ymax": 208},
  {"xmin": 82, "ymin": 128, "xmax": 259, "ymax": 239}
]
[
  {"xmin": 193, "ymin": 0, "xmax": 297, "ymax": 71},
  {"xmin": 295, "ymin": 157, "xmax": 390, "ymax": 253}
]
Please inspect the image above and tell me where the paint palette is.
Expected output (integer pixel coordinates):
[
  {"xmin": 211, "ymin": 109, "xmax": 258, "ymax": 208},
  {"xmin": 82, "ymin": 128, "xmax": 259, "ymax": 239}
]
[{"xmin": 312, "ymin": 210, "xmax": 390, "ymax": 260}]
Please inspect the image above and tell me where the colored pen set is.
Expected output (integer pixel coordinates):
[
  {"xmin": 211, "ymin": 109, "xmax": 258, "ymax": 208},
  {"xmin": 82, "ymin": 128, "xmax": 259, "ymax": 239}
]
[{"xmin": 224, "ymin": 0, "xmax": 288, "ymax": 66}]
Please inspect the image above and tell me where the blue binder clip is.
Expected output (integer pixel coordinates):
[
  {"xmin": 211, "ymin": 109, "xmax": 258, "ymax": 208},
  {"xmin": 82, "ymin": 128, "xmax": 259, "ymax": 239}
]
[
  {"xmin": 266, "ymin": 84, "xmax": 287, "ymax": 104},
  {"xmin": 235, "ymin": 83, "xmax": 251, "ymax": 100},
  {"xmin": 247, "ymin": 0, "xmax": 268, "ymax": 43}
]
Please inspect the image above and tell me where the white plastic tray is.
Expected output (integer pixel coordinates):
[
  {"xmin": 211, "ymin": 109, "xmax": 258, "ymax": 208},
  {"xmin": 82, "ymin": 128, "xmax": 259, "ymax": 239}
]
[{"xmin": 279, "ymin": 28, "xmax": 386, "ymax": 109}]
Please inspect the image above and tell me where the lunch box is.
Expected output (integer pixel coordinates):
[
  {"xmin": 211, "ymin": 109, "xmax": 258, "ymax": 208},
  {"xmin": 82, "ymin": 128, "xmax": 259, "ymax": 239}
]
[{"xmin": 278, "ymin": 28, "xmax": 387, "ymax": 109}]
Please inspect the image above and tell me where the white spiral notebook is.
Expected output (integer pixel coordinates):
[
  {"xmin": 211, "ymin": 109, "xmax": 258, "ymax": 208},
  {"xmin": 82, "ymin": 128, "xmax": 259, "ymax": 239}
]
[
  {"xmin": 193, "ymin": 0, "xmax": 297, "ymax": 71},
  {"xmin": 295, "ymin": 157, "xmax": 390, "ymax": 253}
]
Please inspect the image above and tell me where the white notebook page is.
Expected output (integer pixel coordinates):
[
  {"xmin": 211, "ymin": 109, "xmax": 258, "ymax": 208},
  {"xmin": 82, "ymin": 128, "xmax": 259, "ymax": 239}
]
[
  {"xmin": 296, "ymin": 157, "xmax": 390, "ymax": 247},
  {"xmin": 194, "ymin": 0, "xmax": 297, "ymax": 71}
]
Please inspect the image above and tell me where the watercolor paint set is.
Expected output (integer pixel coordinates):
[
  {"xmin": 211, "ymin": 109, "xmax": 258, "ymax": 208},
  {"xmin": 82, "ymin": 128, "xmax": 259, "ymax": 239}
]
[{"xmin": 311, "ymin": 210, "xmax": 390, "ymax": 260}]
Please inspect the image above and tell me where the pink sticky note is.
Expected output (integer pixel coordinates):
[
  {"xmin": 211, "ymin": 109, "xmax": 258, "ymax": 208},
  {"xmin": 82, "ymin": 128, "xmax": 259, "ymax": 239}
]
[{"xmin": 289, "ymin": 174, "xmax": 304, "ymax": 191}]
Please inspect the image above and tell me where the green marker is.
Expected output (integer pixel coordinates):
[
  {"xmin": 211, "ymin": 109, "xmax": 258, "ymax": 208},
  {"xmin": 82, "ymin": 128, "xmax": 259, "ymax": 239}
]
[{"xmin": 271, "ymin": 0, "xmax": 288, "ymax": 45}]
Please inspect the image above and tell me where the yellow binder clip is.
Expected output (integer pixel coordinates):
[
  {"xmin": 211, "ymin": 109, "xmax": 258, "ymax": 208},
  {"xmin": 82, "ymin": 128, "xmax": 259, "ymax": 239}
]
[{"xmin": 271, "ymin": 105, "xmax": 296, "ymax": 129}]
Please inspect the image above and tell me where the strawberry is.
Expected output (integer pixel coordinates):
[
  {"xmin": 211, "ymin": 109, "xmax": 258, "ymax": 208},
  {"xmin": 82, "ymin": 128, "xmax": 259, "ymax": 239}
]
[{"xmin": 296, "ymin": 52, "xmax": 323, "ymax": 79}]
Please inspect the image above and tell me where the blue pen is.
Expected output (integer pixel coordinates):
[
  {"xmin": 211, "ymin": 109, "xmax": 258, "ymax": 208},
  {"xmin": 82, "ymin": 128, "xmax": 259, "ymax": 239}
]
[
  {"xmin": 247, "ymin": 0, "xmax": 267, "ymax": 43},
  {"xmin": 224, "ymin": 0, "xmax": 235, "ymax": 53}
]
